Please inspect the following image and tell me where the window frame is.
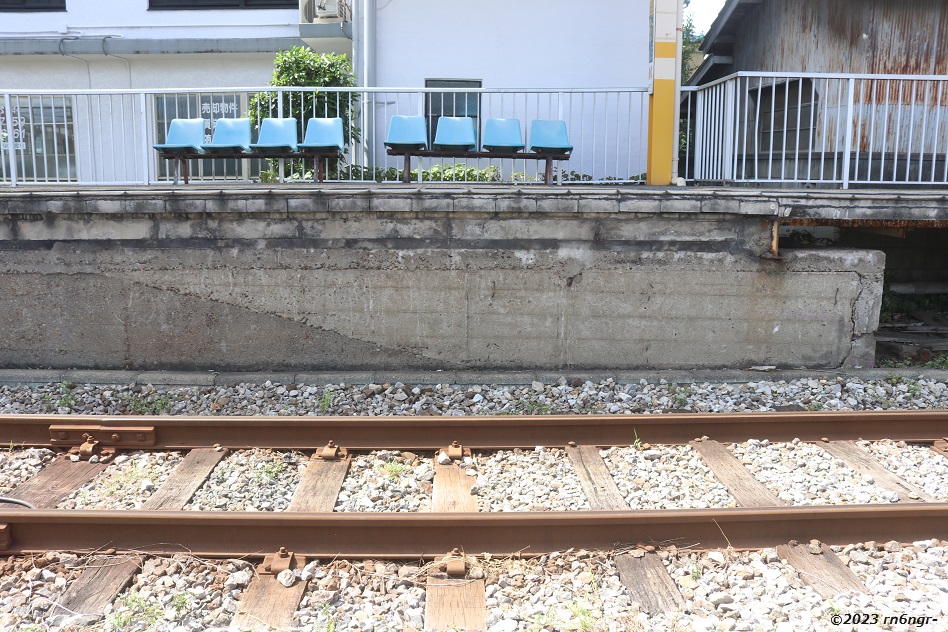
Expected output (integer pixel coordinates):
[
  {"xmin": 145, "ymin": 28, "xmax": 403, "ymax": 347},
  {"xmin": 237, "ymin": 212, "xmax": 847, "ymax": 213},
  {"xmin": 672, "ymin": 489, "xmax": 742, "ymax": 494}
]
[
  {"xmin": 0, "ymin": 0, "xmax": 66, "ymax": 12},
  {"xmin": 424, "ymin": 79, "xmax": 482, "ymax": 148},
  {"xmin": 148, "ymin": 0, "xmax": 295, "ymax": 10}
]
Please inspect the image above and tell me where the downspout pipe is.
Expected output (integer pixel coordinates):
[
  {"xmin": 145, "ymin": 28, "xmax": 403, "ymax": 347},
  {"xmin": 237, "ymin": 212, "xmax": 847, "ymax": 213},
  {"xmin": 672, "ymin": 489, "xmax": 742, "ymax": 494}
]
[
  {"xmin": 363, "ymin": 0, "xmax": 376, "ymax": 87},
  {"xmin": 352, "ymin": 0, "xmax": 362, "ymax": 86},
  {"xmin": 671, "ymin": 0, "xmax": 684, "ymax": 181}
]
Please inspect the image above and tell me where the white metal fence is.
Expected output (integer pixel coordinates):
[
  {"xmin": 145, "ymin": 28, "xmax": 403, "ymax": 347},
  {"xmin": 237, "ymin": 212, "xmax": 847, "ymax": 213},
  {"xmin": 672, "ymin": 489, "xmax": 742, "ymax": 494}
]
[
  {"xmin": 684, "ymin": 72, "xmax": 948, "ymax": 188},
  {"xmin": 0, "ymin": 86, "xmax": 649, "ymax": 186}
]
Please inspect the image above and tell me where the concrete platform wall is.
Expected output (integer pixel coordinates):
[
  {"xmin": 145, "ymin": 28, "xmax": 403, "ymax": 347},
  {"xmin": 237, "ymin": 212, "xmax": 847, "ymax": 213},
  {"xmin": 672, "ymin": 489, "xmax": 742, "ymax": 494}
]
[{"xmin": 0, "ymin": 188, "xmax": 884, "ymax": 371}]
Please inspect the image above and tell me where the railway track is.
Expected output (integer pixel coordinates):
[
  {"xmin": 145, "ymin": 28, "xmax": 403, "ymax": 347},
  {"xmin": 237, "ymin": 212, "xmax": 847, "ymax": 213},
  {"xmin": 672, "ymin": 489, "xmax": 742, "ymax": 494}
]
[{"xmin": 1, "ymin": 410, "xmax": 947, "ymax": 631}]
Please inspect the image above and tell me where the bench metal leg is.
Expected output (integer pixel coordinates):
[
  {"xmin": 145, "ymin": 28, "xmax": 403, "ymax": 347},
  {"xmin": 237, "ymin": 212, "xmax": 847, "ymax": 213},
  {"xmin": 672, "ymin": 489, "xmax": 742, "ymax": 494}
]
[
  {"xmin": 544, "ymin": 157, "xmax": 553, "ymax": 185},
  {"xmin": 316, "ymin": 158, "xmax": 324, "ymax": 184},
  {"xmin": 402, "ymin": 154, "xmax": 412, "ymax": 184},
  {"xmin": 182, "ymin": 159, "xmax": 190, "ymax": 185},
  {"xmin": 172, "ymin": 158, "xmax": 179, "ymax": 186}
]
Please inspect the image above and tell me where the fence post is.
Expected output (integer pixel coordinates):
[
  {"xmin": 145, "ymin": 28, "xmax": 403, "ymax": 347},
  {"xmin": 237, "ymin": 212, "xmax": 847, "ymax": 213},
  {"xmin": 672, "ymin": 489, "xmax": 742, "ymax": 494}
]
[
  {"xmin": 140, "ymin": 93, "xmax": 150, "ymax": 185},
  {"xmin": 3, "ymin": 93, "xmax": 18, "ymax": 187},
  {"xmin": 723, "ymin": 78, "xmax": 737, "ymax": 181},
  {"xmin": 692, "ymin": 88, "xmax": 704, "ymax": 181},
  {"xmin": 841, "ymin": 77, "xmax": 855, "ymax": 190},
  {"xmin": 557, "ymin": 91, "xmax": 564, "ymax": 185}
]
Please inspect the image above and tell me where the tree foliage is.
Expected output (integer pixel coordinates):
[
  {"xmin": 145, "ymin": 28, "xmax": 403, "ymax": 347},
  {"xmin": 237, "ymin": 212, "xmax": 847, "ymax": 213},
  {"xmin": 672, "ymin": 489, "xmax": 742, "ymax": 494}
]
[
  {"xmin": 681, "ymin": 15, "xmax": 705, "ymax": 84},
  {"xmin": 248, "ymin": 47, "xmax": 357, "ymax": 138}
]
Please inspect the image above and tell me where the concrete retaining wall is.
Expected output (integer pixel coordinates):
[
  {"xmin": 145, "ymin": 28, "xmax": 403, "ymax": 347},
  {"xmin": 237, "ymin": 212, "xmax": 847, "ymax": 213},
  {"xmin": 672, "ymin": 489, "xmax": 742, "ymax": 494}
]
[{"xmin": 0, "ymin": 188, "xmax": 884, "ymax": 371}]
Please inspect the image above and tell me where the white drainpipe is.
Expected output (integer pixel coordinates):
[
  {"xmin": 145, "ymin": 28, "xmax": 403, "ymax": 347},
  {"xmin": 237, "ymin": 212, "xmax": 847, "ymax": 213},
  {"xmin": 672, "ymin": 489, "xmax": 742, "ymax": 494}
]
[
  {"xmin": 363, "ymin": 0, "xmax": 376, "ymax": 87},
  {"xmin": 352, "ymin": 0, "xmax": 362, "ymax": 86}
]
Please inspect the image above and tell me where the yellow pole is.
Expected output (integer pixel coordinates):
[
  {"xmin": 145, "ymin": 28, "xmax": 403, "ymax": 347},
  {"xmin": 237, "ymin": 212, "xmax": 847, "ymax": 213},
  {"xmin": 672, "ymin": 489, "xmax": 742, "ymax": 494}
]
[{"xmin": 647, "ymin": 0, "xmax": 683, "ymax": 185}]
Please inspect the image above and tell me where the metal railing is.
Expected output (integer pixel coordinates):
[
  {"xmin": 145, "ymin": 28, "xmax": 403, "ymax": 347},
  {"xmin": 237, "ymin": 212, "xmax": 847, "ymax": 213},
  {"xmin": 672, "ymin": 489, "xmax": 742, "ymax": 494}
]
[
  {"xmin": 686, "ymin": 72, "xmax": 948, "ymax": 188},
  {"xmin": 0, "ymin": 86, "xmax": 649, "ymax": 187}
]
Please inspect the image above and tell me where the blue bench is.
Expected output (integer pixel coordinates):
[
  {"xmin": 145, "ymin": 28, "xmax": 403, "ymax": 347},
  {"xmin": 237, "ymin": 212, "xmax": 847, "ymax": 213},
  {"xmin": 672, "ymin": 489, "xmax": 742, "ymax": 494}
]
[
  {"xmin": 384, "ymin": 115, "xmax": 573, "ymax": 184},
  {"xmin": 154, "ymin": 117, "xmax": 345, "ymax": 184}
]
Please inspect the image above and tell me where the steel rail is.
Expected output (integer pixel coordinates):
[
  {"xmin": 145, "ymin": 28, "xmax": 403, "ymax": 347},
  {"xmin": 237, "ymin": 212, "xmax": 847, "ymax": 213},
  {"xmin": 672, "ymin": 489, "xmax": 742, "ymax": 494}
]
[
  {"xmin": 1, "ymin": 505, "xmax": 947, "ymax": 558},
  {"xmin": 1, "ymin": 410, "xmax": 946, "ymax": 450}
]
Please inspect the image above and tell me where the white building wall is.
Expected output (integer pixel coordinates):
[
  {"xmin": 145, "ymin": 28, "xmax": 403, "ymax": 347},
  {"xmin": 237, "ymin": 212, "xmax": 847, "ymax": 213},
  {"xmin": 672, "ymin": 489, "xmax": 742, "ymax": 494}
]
[
  {"xmin": 1, "ymin": 6, "xmax": 297, "ymax": 41},
  {"xmin": 366, "ymin": 0, "xmax": 651, "ymax": 181},
  {"xmin": 1, "ymin": 54, "xmax": 279, "ymax": 90},
  {"xmin": 372, "ymin": 0, "xmax": 649, "ymax": 89}
]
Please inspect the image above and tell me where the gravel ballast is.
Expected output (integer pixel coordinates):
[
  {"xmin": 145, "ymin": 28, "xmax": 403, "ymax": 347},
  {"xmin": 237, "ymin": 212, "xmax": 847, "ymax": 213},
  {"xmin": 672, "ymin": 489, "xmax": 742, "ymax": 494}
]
[
  {"xmin": 0, "ymin": 375, "xmax": 947, "ymax": 630},
  {"xmin": 2, "ymin": 376, "xmax": 947, "ymax": 418},
  {"xmin": 0, "ymin": 447, "xmax": 56, "ymax": 496},
  {"xmin": 186, "ymin": 448, "xmax": 306, "ymax": 512},
  {"xmin": 335, "ymin": 450, "xmax": 433, "ymax": 512},
  {"xmin": 58, "ymin": 450, "xmax": 184, "ymax": 510},
  {"xmin": 730, "ymin": 439, "xmax": 902, "ymax": 505},
  {"xmin": 601, "ymin": 444, "xmax": 737, "ymax": 509},
  {"xmin": 473, "ymin": 447, "xmax": 590, "ymax": 511}
]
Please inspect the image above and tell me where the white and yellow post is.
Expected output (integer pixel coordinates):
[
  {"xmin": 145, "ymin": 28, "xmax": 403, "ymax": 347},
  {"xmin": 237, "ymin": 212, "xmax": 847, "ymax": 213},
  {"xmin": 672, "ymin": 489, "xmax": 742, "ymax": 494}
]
[{"xmin": 647, "ymin": 0, "xmax": 684, "ymax": 185}]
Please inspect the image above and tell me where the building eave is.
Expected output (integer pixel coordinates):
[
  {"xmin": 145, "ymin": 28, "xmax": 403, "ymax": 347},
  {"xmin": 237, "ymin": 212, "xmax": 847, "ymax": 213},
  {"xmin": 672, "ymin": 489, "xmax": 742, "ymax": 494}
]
[{"xmin": 701, "ymin": 0, "xmax": 764, "ymax": 55}]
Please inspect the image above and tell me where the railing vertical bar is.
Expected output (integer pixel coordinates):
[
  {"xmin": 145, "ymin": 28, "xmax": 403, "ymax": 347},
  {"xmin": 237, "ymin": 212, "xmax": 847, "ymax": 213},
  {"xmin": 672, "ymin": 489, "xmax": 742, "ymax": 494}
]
[
  {"xmin": 779, "ymin": 76, "xmax": 789, "ymax": 181},
  {"xmin": 879, "ymin": 80, "xmax": 890, "ymax": 182},
  {"xmin": 793, "ymin": 77, "xmax": 803, "ymax": 181},
  {"xmin": 117, "ymin": 94, "xmax": 127, "ymax": 182},
  {"xmin": 931, "ymin": 81, "xmax": 943, "ymax": 183},
  {"xmin": 893, "ymin": 80, "xmax": 904, "ymax": 182},
  {"xmin": 752, "ymin": 79, "xmax": 761, "ymax": 181},
  {"xmin": 25, "ymin": 95, "xmax": 38, "ymax": 183},
  {"xmin": 841, "ymin": 77, "xmax": 855, "ymax": 189},
  {"xmin": 729, "ymin": 79, "xmax": 739, "ymax": 182},
  {"xmin": 804, "ymin": 78, "xmax": 815, "ymax": 183},
  {"xmin": 852, "ymin": 80, "xmax": 864, "ymax": 184},
  {"xmin": 767, "ymin": 78, "xmax": 776, "ymax": 180},
  {"xmin": 63, "ymin": 95, "xmax": 74, "ymax": 184},
  {"xmin": 3, "ymin": 93, "xmax": 17, "ymax": 186},
  {"xmin": 734, "ymin": 76, "xmax": 750, "ymax": 180},
  {"xmin": 140, "ymin": 93, "xmax": 150, "ymax": 185},
  {"xmin": 904, "ymin": 81, "xmax": 917, "ymax": 182},
  {"xmin": 37, "ymin": 94, "xmax": 50, "ymax": 183},
  {"xmin": 866, "ymin": 79, "xmax": 878, "ymax": 183},
  {"xmin": 50, "ymin": 94, "xmax": 62, "ymax": 182},
  {"xmin": 917, "ymin": 80, "xmax": 931, "ymax": 183}
]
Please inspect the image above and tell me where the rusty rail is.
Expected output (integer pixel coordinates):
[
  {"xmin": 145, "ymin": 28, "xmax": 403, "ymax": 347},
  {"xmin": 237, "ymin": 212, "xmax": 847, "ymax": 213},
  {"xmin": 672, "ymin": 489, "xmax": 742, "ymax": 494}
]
[
  {"xmin": 1, "ymin": 410, "xmax": 947, "ymax": 450},
  {"xmin": 1, "ymin": 505, "xmax": 947, "ymax": 558}
]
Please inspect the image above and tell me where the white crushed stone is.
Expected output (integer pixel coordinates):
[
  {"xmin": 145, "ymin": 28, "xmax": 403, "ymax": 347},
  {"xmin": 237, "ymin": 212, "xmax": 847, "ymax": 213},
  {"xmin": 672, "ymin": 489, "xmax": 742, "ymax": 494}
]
[
  {"xmin": 0, "ymin": 551, "xmax": 83, "ymax": 630},
  {"xmin": 473, "ymin": 447, "xmax": 590, "ymax": 511},
  {"xmin": 1, "ymin": 376, "xmax": 946, "ymax": 417},
  {"xmin": 601, "ymin": 444, "xmax": 737, "ymax": 509},
  {"xmin": 186, "ymin": 448, "xmax": 306, "ymax": 512},
  {"xmin": 0, "ymin": 447, "xmax": 56, "ymax": 495},
  {"xmin": 293, "ymin": 560, "xmax": 427, "ymax": 631},
  {"xmin": 835, "ymin": 539, "xmax": 948, "ymax": 622},
  {"xmin": 483, "ymin": 552, "xmax": 638, "ymax": 631},
  {"xmin": 862, "ymin": 439, "xmax": 948, "ymax": 501},
  {"xmin": 335, "ymin": 450, "xmax": 432, "ymax": 512},
  {"xmin": 58, "ymin": 450, "xmax": 183, "ymax": 510},
  {"xmin": 730, "ymin": 438, "xmax": 902, "ymax": 505},
  {"xmin": 99, "ymin": 554, "xmax": 255, "ymax": 631}
]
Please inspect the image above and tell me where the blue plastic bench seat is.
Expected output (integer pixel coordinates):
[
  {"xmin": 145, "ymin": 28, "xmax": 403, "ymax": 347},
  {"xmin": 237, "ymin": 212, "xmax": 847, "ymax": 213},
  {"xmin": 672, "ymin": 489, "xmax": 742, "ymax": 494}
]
[
  {"xmin": 529, "ymin": 119, "xmax": 573, "ymax": 154},
  {"xmin": 433, "ymin": 116, "xmax": 476, "ymax": 152},
  {"xmin": 250, "ymin": 117, "xmax": 299, "ymax": 153},
  {"xmin": 385, "ymin": 115, "xmax": 428, "ymax": 151},
  {"xmin": 299, "ymin": 117, "xmax": 345, "ymax": 153},
  {"xmin": 153, "ymin": 118, "xmax": 205, "ymax": 154},
  {"xmin": 201, "ymin": 118, "xmax": 251, "ymax": 154},
  {"xmin": 298, "ymin": 117, "xmax": 346, "ymax": 182},
  {"xmin": 482, "ymin": 118, "xmax": 524, "ymax": 153}
]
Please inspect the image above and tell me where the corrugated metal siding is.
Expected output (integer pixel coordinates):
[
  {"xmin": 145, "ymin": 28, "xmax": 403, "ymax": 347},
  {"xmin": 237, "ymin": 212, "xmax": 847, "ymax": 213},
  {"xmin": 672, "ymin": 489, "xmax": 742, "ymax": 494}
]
[
  {"xmin": 730, "ymin": 0, "xmax": 948, "ymax": 75},
  {"xmin": 724, "ymin": 0, "xmax": 948, "ymax": 157}
]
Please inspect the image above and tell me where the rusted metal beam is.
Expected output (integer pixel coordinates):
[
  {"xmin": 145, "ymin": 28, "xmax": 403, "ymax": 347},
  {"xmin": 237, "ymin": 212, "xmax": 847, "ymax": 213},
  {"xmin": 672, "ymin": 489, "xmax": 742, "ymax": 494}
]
[
  {"xmin": 0, "ymin": 505, "xmax": 946, "ymax": 558},
  {"xmin": 1, "ymin": 411, "xmax": 946, "ymax": 450},
  {"xmin": 782, "ymin": 217, "xmax": 948, "ymax": 229}
]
